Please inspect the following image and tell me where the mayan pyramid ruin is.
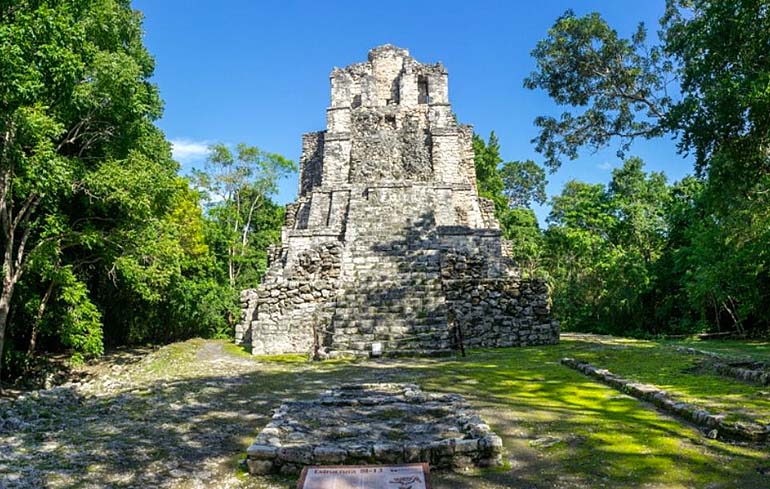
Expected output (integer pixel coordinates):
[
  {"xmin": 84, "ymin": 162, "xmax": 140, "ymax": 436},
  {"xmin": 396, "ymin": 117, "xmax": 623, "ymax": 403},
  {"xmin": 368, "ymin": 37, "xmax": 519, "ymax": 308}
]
[{"xmin": 236, "ymin": 45, "xmax": 559, "ymax": 357}]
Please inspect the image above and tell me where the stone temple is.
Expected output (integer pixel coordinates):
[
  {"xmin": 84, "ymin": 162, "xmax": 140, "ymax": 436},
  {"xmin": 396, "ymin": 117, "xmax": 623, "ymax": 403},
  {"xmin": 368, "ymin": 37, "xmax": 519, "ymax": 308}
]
[{"xmin": 237, "ymin": 45, "xmax": 559, "ymax": 357}]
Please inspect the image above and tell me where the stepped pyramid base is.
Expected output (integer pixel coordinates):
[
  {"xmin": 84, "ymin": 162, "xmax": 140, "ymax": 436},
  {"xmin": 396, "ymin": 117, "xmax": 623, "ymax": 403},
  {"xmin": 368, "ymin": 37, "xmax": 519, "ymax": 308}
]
[
  {"xmin": 236, "ymin": 187, "xmax": 559, "ymax": 358},
  {"xmin": 236, "ymin": 45, "xmax": 559, "ymax": 357}
]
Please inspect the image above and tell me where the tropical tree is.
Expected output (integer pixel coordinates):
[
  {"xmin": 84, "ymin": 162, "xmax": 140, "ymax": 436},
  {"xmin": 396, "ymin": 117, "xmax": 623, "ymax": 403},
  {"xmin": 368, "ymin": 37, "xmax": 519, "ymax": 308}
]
[
  {"xmin": 528, "ymin": 1, "xmax": 770, "ymax": 335},
  {"xmin": 500, "ymin": 159, "xmax": 547, "ymax": 209},
  {"xmin": 0, "ymin": 0, "xmax": 171, "ymax": 377},
  {"xmin": 524, "ymin": 9, "xmax": 672, "ymax": 170},
  {"xmin": 543, "ymin": 158, "xmax": 670, "ymax": 334},
  {"xmin": 472, "ymin": 132, "xmax": 506, "ymax": 211},
  {"xmin": 473, "ymin": 134, "xmax": 547, "ymax": 274},
  {"xmin": 193, "ymin": 143, "xmax": 295, "ymax": 289}
]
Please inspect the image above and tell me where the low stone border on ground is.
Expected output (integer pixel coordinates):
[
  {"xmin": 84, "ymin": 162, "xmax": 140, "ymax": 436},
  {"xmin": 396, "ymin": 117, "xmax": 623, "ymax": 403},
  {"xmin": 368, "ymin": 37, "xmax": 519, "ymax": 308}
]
[
  {"xmin": 671, "ymin": 346, "xmax": 725, "ymax": 359},
  {"xmin": 672, "ymin": 346, "xmax": 770, "ymax": 386},
  {"xmin": 246, "ymin": 383, "xmax": 504, "ymax": 476},
  {"xmin": 561, "ymin": 357, "xmax": 769, "ymax": 442},
  {"xmin": 708, "ymin": 361, "xmax": 770, "ymax": 385}
]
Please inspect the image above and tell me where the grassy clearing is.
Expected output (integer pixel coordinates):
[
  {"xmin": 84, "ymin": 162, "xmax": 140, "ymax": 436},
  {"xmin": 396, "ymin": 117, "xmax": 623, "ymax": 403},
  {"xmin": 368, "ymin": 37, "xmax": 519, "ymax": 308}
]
[
  {"xmin": 222, "ymin": 334, "xmax": 768, "ymax": 488},
  {"xmin": 6, "ymin": 335, "xmax": 768, "ymax": 488},
  {"xmin": 418, "ymin": 337, "xmax": 768, "ymax": 488},
  {"xmin": 558, "ymin": 335, "xmax": 770, "ymax": 424}
]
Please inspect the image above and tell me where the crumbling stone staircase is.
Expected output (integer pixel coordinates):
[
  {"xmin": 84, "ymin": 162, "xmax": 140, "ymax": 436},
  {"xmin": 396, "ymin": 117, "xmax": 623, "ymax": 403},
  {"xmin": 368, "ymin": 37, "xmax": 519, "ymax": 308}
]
[
  {"xmin": 237, "ymin": 46, "xmax": 561, "ymax": 357},
  {"xmin": 322, "ymin": 197, "xmax": 453, "ymax": 357},
  {"xmin": 327, "ymin": 251, "xmax": 451, "ymax": 357}
]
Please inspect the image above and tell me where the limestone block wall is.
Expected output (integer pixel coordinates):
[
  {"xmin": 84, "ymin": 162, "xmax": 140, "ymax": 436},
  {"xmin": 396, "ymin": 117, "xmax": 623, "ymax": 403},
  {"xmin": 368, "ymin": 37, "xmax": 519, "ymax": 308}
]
[
  {"xmin": 444, "ymin": 279, "xmax": 559, "ymax": 348},
  {"xmin": 236, "ymin": 289, "xmax": 258, "ymax": 345},
  {"xmin": 299, "ymin": 132, "xmax": 324, "ymax": 196},
  {"xmin": 440, "ymin": 252, "xmax": 560, "ymax": 348},
  {"xmin": 285, "ymin": 195, "xmax": 311, "ymax": 232},
  {"xmin": 249, "ymin": 281, "xmax": 334, "ymax": 356},
  {"xmin": 349, "ymin": 107, "xmax": 433, "ymax": 182},
  {"xmin": 321, "ymin": 133, "xmax": 351, "ymax": 187},
  {"xmin": 457, "ymin": 125, "xmax": 477, "ymax": 191},
  {"xmin": 245, "ymin": 243, "xmax": 342, "ymax": 355},
  {"xmin": 478, "ymin": 198, "xmax": 499, "ymax": 230}
]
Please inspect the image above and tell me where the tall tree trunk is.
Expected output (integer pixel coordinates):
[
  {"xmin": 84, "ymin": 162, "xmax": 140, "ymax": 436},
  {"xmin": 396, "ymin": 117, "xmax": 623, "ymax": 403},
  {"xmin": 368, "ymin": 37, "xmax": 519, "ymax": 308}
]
[
  {"xmin": 0, "ymin": 162, "xmax": 37, "ymax": 383},
  {"xmin": 0, "ymin": 276, "xmax": 14, "ymax": 383},
  {"xmin": 234, "ymin": 196, "xmax": 262, "ymax": 282},
  {"xmin": 228, "ymin": 246, "xmax": 235, "ymax": 287},
  {"xmin": 28, "ymin": 279, "xmax": 55, "ymax": 356}
]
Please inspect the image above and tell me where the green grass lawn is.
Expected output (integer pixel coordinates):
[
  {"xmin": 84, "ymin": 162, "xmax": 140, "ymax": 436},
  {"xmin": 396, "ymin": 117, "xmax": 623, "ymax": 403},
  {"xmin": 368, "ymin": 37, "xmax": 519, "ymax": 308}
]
[
  {"xmin": 213, "ymin": 335, "xmax": 769, "ymax": 488},
  {"xmin": 665, "ymin": 337, "xmax": 770, "ymax": 360},
  {"xmin": 23, "ymin": 335, "xmax": 768, "ymax": 488},
  {"xmin": 414, "ymin": 336, "xmax": 769, "ymax": 488},
  {"xmin": 559, "ymin": 335, "xmax": 770, "ymax": 425}
]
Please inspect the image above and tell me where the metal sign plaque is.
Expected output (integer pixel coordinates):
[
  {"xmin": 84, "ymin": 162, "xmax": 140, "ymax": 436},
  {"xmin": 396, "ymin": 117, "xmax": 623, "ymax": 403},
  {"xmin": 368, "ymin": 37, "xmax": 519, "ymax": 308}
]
[{"xmin": 297, "ymin": 463, "xmax": 432, "ymax": 489}]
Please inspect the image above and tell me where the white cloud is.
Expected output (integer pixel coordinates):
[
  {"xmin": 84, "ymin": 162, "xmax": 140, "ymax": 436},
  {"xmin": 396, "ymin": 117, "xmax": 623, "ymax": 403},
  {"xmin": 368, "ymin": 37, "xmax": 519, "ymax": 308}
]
[
  {"xmin": 597, "ymin": 161, "xmax": 613, "ymax": 171},
  {"xmin": 171, "ymin": 139, "xmax": 210, "ymax": 163}
]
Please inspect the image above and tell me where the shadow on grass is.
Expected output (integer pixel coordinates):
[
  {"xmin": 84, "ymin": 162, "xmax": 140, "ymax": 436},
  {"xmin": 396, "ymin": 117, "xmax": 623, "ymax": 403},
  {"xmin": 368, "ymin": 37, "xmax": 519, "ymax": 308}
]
[
  {"xmin": 2, "ymin": 337, "xmax": 768, "ymax": 488},
  {"xmin": 562, "ymin": 337, "xmax": 770, "ymax": 424},
  {"xmin": 422, "ymin": 343, "xmax": 770, "ymax": 488}
]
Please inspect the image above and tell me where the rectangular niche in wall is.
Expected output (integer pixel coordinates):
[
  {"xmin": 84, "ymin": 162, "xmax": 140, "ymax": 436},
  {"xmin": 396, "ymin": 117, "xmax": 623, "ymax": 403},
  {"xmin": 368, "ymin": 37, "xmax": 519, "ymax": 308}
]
[{"xmin": 418, "ymin": 75, "xmax": 429, "ymax": 104}]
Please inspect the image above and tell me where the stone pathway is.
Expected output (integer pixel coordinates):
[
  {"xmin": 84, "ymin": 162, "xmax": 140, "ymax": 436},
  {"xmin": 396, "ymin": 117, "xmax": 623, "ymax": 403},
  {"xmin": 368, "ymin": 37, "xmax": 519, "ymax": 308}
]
[
  {"xmin": 0, "ymin": 341, "xmax": 282, "ymax": 488},
  {"xmin": 6, "ymin": 336, "xmax": 766, "ymax": 488},
  {"xmin": 0, "ymin": 341, "xmax": 453, "ymax": 489}
]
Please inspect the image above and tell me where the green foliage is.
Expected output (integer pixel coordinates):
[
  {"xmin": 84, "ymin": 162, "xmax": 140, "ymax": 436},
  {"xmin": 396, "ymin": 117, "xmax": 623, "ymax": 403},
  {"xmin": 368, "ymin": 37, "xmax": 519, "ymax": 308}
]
[
  {"xmin": 472, "ymin": 132, "xmax": 506, "ymax": 210},
  {"xmin": 544, "ymin": 181, "xmax": 616, "ymax": 330},
  {"xmin": 530, "ymin": 1, "xmax": 770, "ymax": 337},
  {"xmin": 473, "ymin": 133, "xmax": 546, "ymax": 275},
  {"xmin": 0, "ymin": 1, "xmax": 290, "ymax": 380},
  {"xmin": 543, "ymin": 159, "xmax": 670, "ymax": 335},
  {"xmin": 500, "ymin": 159, "xmax": 547, "ymax": 209},
  {"xmin": 194, "ymin": 143, "xmax": 295, "ymax": 289},
  {"xmin": 56, "ymin": 268, "xmax": 103, "ymax": 364},
  {"xmin": 0, "ymin": 0, "xmax": 171, "ymax": 376},
  {"xmin": 662, "ymin": 0, "xmax": 770, "ymax": 177},
  {"xmin": 524, "ymin": 10, "xmax": 671, "ymax": 170},
  {"xmin": 499, "ymin": 208, "xmax": 542, "ymax": 275},
  {"xmin": 660, "ymin": 0, "xmax": 770, "ymax": 335}
]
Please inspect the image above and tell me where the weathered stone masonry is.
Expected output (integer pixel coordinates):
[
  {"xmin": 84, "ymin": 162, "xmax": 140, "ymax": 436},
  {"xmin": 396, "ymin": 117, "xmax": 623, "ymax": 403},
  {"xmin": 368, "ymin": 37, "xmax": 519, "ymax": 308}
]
[
  {"xmin": 237, "ymin": 45, "xmax": 560, "ymax": 357},
  {"xmin": 246, "ymin": 384, "xmax": 504, "ymax": 475}
]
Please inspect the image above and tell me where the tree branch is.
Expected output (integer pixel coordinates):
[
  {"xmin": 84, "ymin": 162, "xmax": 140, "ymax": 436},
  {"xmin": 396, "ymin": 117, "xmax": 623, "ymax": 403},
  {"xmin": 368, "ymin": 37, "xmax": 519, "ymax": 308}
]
[
  {"xmin": 0, "ymin": 166, "xmax": 11, "ymax": 241},
  {"xmin": 11, "ymin": 192, "xmax": 39, "ymax": 231}
]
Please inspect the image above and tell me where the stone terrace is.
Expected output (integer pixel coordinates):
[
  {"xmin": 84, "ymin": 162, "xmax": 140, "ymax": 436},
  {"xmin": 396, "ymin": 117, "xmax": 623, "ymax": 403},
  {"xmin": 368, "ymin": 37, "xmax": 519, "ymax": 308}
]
[{"xmin": 245, "ymin": 383, "xmax": 503, "ymax": 475}]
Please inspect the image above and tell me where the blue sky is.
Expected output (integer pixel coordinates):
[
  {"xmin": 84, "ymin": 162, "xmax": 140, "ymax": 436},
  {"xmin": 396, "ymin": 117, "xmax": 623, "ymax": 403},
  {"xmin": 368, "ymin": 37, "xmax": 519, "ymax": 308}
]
[{"xmin": 132, "ymin": 0, "xmax": 691, "ymax": 224}]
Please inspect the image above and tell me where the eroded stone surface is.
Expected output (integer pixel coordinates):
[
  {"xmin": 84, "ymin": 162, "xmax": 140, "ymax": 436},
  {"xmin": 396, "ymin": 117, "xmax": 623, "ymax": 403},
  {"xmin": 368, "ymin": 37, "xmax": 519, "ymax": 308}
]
[
  {"xmin": 246, "ymin": 383, "xmax": 503, "ymax": 475},
  {"xmin": 236, "ymin": 45, "xmax": 559, "ymax": 358}
]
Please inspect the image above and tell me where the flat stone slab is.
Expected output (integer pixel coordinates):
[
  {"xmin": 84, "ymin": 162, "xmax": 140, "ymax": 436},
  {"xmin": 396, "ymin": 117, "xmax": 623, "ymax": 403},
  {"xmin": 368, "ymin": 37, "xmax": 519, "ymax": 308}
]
[{"xmin": 246, "ymin": 383, "xmax": 503, "ymax": 475}]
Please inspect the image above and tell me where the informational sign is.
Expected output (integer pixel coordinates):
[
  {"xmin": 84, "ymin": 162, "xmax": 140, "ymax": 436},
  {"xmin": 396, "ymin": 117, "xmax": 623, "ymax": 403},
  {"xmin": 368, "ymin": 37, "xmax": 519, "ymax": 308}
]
[{"xmin": 297, "ymin": 463, "xmax": 432, "ymax": 489}]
